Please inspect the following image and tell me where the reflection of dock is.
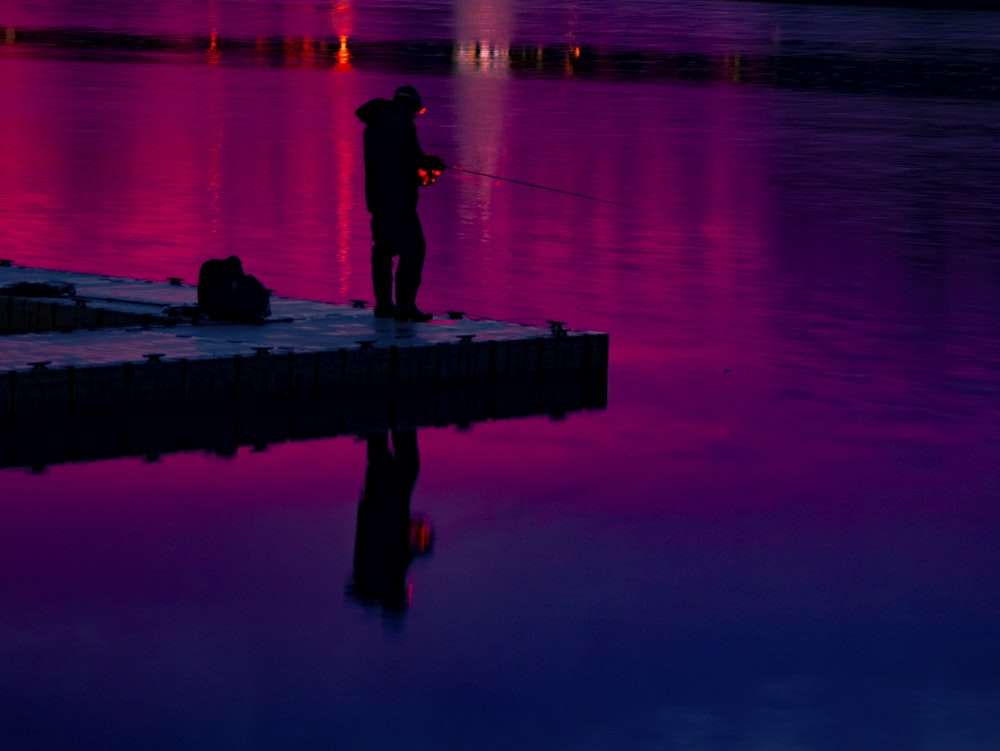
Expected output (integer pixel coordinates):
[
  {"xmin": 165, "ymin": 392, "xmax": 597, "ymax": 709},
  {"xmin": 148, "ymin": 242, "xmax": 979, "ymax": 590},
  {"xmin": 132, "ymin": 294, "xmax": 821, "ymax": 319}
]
[{"xmin": 0, "ymin": 265, "xmax": 607, "ymax": 469}]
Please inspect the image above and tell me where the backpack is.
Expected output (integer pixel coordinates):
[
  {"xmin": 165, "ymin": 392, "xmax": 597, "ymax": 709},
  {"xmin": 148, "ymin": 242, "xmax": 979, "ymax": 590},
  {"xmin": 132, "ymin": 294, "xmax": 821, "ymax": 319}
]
[{"xmin": 197, "ymin": 256, "xmax": 271, "ymax": 322}]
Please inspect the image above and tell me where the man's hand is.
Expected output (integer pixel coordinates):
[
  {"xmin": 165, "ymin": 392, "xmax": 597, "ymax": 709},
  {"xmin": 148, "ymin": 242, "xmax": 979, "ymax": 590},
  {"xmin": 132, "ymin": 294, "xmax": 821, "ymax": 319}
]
[{"xmin": 417, "ymin": 155, "xmax": 446, "ymax": 187}]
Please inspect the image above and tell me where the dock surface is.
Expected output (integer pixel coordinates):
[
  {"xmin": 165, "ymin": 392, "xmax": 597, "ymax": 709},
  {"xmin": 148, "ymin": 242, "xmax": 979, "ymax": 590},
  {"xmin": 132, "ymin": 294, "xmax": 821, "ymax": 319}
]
[{"xmin": 0, "ymin": 264, "xmax": 605, "ymax": 371}]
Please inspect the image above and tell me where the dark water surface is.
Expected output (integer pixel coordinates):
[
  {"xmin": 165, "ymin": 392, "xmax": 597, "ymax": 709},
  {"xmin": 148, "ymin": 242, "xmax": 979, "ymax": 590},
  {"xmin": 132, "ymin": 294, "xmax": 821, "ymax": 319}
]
[{"xmin": 3, "ymin": 1, "xmax": 1000, "ymax": 749}]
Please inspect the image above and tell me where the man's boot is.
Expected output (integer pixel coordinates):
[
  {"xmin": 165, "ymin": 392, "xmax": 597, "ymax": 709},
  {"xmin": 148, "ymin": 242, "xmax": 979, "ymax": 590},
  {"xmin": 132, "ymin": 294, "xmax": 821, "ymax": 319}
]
[
  {"xmin": 394, "ymin": 280, "xmax": 432, "ymax": 322},
  {"xmin": 393, "ymin": 242, "xmax": 431, "ymax": 322}
]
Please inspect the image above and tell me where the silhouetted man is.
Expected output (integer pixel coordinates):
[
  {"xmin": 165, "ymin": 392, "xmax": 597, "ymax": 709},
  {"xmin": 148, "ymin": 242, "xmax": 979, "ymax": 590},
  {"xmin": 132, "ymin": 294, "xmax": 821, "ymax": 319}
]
[
  {"xmin": 349, "ymin": 430, "xmax": 433, "ymax": 614},
  {"xmin": 356, "ymin": 85, "xmax": 446, "ymax": 322}
]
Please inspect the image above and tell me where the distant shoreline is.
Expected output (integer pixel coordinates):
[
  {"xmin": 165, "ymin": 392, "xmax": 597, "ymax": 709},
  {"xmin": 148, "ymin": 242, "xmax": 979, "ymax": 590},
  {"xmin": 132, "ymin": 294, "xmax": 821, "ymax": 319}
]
[{"xmin": 726, "ymin": 0, "xmax": 998, "ymax": 10}]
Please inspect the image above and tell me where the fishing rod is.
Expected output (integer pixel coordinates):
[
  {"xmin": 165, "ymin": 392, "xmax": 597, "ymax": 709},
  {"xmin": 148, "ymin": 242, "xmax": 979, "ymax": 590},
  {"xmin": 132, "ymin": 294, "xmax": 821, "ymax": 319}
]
[{"xmin": 449, "ymin": 165, "xmax": 637, "ymax": 209}]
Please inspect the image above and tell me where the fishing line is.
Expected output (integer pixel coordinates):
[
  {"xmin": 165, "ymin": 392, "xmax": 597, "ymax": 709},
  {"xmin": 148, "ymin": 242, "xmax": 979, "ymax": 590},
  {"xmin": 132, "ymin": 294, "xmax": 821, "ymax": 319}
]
[{"xmin": 449, "ymin": 165, "xmax": 637, "ymax": 209}]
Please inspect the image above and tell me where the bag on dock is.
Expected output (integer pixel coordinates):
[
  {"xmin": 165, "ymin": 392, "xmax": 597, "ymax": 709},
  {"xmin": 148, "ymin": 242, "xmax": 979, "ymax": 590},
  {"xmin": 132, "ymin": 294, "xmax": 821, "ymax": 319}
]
[{"xmin": 197, "ymin": 256, "xmax": 271, "ymax": 322}]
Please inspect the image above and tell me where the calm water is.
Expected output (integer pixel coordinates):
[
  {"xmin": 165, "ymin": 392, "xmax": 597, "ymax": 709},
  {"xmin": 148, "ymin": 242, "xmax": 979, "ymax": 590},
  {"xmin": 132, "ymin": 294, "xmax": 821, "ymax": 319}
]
[{"xmin": 3, "ymin": 1, "xmax": 1000, "ymax": 749}]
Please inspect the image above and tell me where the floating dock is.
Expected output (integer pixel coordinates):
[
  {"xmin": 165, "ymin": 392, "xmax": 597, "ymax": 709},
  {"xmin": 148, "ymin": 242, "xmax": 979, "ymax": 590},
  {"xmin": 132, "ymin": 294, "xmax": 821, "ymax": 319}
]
[{"xmin": 0, "ymin": 263, "xmax": 608, "ymax": 468}]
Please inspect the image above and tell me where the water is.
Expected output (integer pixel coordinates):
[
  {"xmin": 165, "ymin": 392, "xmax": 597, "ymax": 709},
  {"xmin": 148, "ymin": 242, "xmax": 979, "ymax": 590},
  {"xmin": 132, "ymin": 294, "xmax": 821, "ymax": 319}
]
[{"xmin": 3, "ymin": 1, "xmax": 1000, "ymax": 748}]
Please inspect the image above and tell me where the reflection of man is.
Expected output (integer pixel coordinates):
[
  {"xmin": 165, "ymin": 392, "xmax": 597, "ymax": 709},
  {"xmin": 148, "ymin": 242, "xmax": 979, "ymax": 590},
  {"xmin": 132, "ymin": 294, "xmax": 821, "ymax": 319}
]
[
  {"xmin": 355, "ymin": 85, "xmax": 446, "ymax": 322},
  {"xmin": 349, "ymin": 429, "xmax": 433, "ymax": 613}
]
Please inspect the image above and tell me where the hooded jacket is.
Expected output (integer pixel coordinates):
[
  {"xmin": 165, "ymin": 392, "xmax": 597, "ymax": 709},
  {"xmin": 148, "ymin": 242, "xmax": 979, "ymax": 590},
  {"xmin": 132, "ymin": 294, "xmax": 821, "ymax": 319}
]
[{"xmin": 355, "ymin": 97, "xmax": 425, "ymax": 215}]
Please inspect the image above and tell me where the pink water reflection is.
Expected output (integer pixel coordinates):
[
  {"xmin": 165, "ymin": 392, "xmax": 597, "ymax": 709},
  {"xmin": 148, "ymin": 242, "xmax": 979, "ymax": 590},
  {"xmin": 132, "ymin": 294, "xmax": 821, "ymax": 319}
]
[
  {"xmin": 2, "ymin": 20, "xmax": 1000, "ymax": 496},
  {"xmin": 3, "ymin": 2, "xmax": 1000, "ymax": 746},
  {"xmin": 2, "ymin": 4, "xmax": 999, "ymax": 498}
]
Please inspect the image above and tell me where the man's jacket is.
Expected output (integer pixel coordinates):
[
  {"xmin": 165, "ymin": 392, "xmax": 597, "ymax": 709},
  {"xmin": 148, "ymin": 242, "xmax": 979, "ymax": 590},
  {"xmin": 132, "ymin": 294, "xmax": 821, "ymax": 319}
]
[{"xmin": 356, "ymin": 97, "xmax": 426, "ymax": 215}]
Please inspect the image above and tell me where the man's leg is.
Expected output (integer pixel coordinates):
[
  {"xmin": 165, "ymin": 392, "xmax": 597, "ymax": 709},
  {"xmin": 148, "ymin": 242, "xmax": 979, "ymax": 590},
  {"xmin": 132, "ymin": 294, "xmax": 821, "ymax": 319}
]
[
  {"xmin": 395, "ymin": 212, "xmax": 430, "ymax": 321},
  {"xmin": 370, "ymin": 215, "xmax": 396, "ymax": 317}
]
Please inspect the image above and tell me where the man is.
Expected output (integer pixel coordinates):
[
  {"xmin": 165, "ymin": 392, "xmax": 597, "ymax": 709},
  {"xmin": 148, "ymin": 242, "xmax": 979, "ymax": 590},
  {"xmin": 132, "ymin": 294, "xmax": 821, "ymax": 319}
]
[{"xmin": 355, "ymin": 85, "xmax": 446, "ymax": 322}]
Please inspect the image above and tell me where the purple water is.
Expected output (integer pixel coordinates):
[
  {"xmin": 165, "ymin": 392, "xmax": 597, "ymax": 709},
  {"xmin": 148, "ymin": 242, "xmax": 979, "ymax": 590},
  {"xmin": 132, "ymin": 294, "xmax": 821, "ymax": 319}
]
[{"xmin": 3, "ymin": 1, "xmax": 1000, "ymax": 748}]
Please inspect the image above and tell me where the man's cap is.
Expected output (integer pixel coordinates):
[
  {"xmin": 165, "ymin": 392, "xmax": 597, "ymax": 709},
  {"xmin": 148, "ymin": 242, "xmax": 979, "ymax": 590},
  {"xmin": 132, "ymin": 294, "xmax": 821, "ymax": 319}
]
[{"xmin": 393, "ymin": 85, "xmax": 425, "ymax": 113}]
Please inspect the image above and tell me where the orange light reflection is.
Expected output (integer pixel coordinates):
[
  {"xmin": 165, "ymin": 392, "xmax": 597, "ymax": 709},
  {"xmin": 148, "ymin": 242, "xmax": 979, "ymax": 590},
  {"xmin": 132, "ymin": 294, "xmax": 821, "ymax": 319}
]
[
  {"xmin": 336, "ymin": 35, "xmax": 350, "ymax": 67},
  {"xmin": 207, "ymin": 29, "xmax": 220, "ymax": 65}
]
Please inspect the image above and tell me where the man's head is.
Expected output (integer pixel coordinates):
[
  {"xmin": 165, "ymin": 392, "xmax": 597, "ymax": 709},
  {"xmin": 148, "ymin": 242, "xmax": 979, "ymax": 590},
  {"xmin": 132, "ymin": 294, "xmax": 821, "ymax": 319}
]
[{"xmin": 393, "ymin": 85, "xmax": 426, "ymax": 116}]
